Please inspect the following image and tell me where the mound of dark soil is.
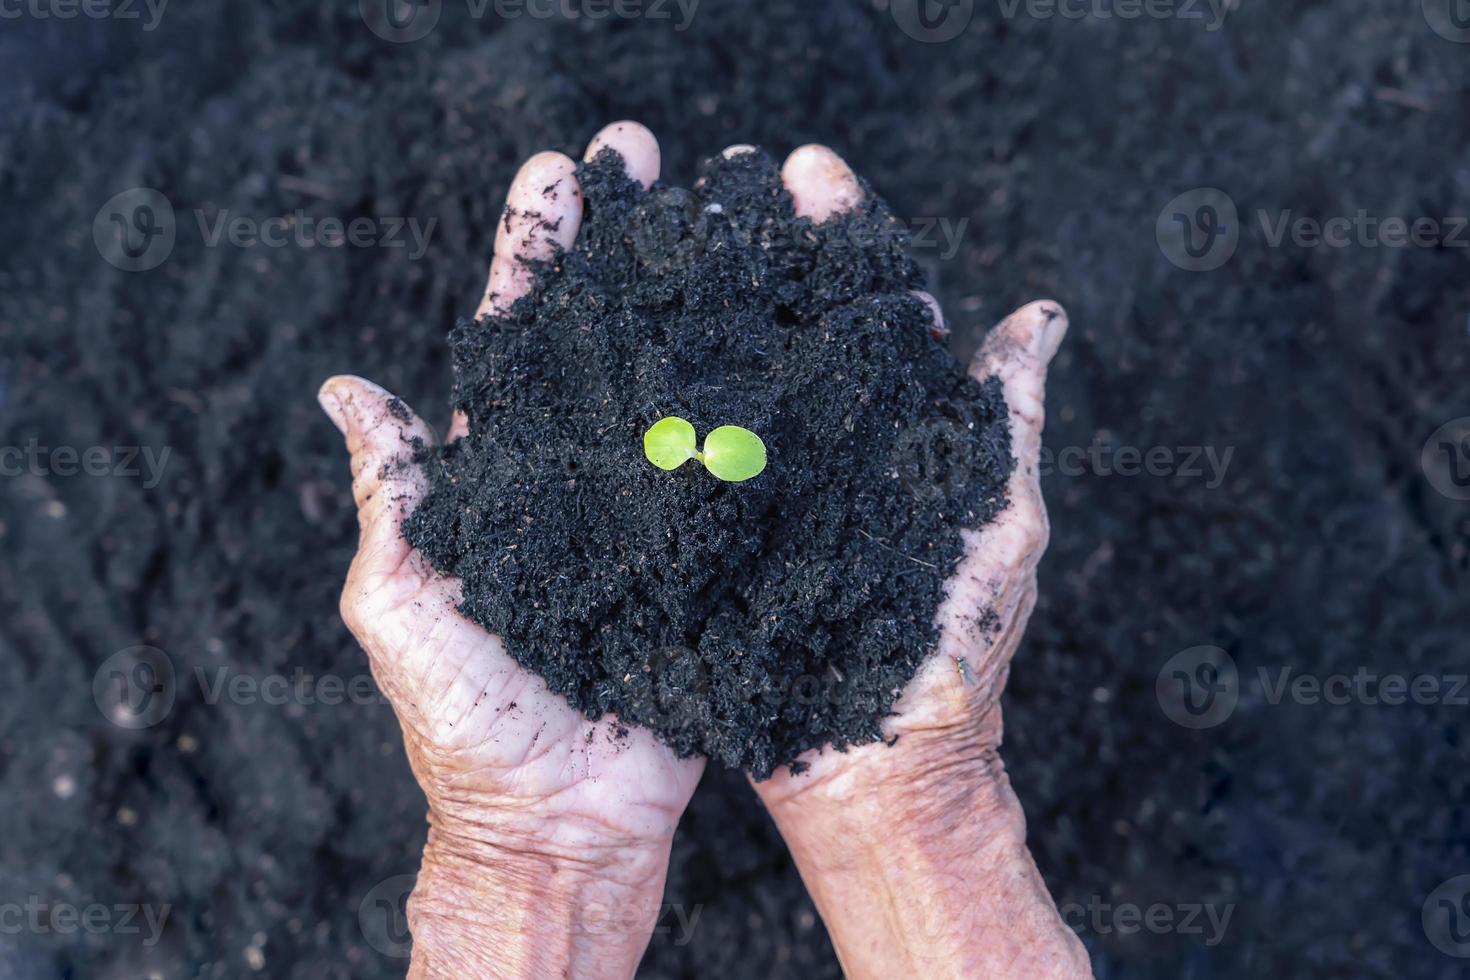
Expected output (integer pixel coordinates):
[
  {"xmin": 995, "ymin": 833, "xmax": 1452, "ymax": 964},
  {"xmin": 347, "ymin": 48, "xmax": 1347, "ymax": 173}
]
[{"xmin": 405, "ymin": 149, "xmax": 1013, "ymax": 777}]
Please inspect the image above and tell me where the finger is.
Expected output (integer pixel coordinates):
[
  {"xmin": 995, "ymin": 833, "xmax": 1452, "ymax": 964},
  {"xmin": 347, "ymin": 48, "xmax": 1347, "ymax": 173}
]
[
  {"xmin": 694, "ymin": 144, "xmax": 760, "ymax": 191},
  {"xmin": 477, "ymin": 151, "xmax": 583, "ymax": 318},
  {"xmin": 896, "ymin": 302, "xmax": 1069, "ymax": 716},
  {"xmin": 969, "ymin": 301, "xmax": 1068, "ymax": 491},
  {"xmin": 447, "ymin": 410, "xmax": 469, "ymax": 444},
  {"xmin": 584, "ymin": 120, "xmax": 661, "ymax": 190},
  {"xmin": 318, "ymin": 375, "xmax": 437, "ymax": 586},
  {"xmin": 781, "ymin": 144, "xmax": 864, "ymax": 223},
  {"xmin": 913, "ymin": 289, "xmax": 950, "ymax": 341}
]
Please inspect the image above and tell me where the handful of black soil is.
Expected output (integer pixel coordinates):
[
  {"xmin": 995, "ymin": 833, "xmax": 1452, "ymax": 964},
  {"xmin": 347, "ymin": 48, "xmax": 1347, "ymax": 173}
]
[{"xmin": 405, "ymin": 149, "xmax": 1013, "ymax": 777}]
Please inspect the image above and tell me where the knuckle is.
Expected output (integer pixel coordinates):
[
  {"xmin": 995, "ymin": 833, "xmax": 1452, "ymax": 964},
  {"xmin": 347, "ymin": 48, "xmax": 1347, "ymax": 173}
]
[
  {"xmin": 1018, "ymin": 499, "xmax": 1050, "ymax": 554},
  {"xmin": 994, "ymin": 494, "xmax": 1048, "ymax": 564},
  {"xmin": 338, "ymin": 586, "xmax": 364, "ymax": 635}
]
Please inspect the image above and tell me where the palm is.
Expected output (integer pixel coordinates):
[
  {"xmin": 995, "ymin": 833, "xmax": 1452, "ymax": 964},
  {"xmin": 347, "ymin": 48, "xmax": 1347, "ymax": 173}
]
[
  {"xmin": 755, "ymin": 301, "xmax": 1067, "ymax": 802},
  {"xmin": 348, "ymin": 516, "xmax": 703, "ymax": 845}
]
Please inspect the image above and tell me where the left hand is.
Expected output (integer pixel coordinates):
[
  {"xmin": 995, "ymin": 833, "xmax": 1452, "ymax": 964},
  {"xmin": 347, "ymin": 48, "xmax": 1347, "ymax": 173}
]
[{"xmin": 749, "ymin": 145, "xmax": 1090, "ymax": 980}]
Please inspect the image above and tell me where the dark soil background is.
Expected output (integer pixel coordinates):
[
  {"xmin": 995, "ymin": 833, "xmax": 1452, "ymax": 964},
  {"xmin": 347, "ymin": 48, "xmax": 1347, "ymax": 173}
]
[{"xmin": 1, "ymin": 1, "xmax": 1467, "ymax": 978}]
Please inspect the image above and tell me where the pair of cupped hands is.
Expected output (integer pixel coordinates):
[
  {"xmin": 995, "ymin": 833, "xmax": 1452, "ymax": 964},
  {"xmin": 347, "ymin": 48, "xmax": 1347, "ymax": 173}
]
[{"xmin": 318, "ymin": 122, "xmax": 1090, "ymax": 980}]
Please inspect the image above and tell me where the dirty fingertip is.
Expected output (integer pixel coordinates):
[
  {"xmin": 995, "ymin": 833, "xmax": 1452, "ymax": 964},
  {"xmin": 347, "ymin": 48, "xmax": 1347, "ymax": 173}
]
[
  {"xmin": 912, "ymin": 289, "xmax": 949, "ymax": 340},
  {"xmin": 317, "ymin": 379, "xmax": 348, "ymax": 435},
  {"xmin": 446, "ymin": 410, "xmax": 469, "ymax": 443},
  {"xmin": 507, "ymin": 151, "xmax": 583, "ymax": 237},
  {"xmin": 781, "ymin": 144, "xmax": 864, "ymax": 223},
  {"xmin": 318, "ymin": 375, "xmax": 388, "ymax": 437},
  {"xmin": 585, "ymin": 120, "xmax": 661, "ymax": 190},
  {"xmin": 983, "ymin": 300, "xmax": 1069, "ymax": 367},
  {"xmin": 318, "ymin": 375, "xmax": 425, "ymax": 441},
  {"xmin": 485, "ymin": 151, "xmax": 584, "ymax": 316},
  {"xmin": 1013, "ymin": 300, "xmax": 1069, "ymax": 363}
]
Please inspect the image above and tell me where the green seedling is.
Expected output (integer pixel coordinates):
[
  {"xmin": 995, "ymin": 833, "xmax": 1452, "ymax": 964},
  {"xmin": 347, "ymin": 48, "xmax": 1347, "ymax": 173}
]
[
  {"xmin": 644, "ymin": 416, "xmax": 699, "ymax": 471},
  {"xmin": 644, "ymin": 417, "xmax": 767, "ymax": 482}
]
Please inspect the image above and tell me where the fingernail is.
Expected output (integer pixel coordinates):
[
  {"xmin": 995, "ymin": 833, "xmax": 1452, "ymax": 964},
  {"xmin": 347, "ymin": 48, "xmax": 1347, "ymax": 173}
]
[
  {"xmin": 782, "ymin": 145, "xmax": 863, "ymax": 223},
  {"xmin": 317, "ymin": 386, "xmax": 348, "ymax": 436},
  {"xmin": 913, "ymin": 290, "xmax": 949, "ymax": 341},
  {"xmin": 1027, "ymin": 302, "xmax": 1069, "ymax": 362}
]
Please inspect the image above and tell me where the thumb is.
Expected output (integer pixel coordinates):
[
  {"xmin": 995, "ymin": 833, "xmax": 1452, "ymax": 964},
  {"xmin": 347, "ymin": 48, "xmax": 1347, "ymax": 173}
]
[
  {"xmin": 317, "ymin": 375, "xmax": 438, "ymax": 591},
  {"xmin": 970, "ymin": 300, "xmax": 1068, "ymax": 498}
]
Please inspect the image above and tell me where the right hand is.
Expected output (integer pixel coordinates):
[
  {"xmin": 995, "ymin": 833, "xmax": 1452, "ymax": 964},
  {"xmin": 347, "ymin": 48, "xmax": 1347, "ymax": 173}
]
[{"xmin": 319, "ymin": 122, "xmax": 702, "ymax": 980}]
